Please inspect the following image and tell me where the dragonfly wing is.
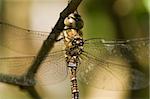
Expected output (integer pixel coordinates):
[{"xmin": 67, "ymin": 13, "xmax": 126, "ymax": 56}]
[
  {"xmin": 0, "ymin": 56, "xmax": 34, "ymax": 76},
  {"xmin": 36, "ymin": 50, "xmax": 68, "ymax": 85},
  {"xmin": 0, "ymin": 22, "xmax": 50, "ymax": 55},
  {"xmin": 77, "ymin": 38, "xmax": 149, "ymax": 90},
  {"xmin": 78, "ymin": 52, "xmax": 149, "ymax": 90},
  {"xmin": 83, "ymin": 38, "xmax": 149, "ymax": 68},
  {"xmin": 0, "ymin": 50, "xmax": 67, "ymax": 85}
]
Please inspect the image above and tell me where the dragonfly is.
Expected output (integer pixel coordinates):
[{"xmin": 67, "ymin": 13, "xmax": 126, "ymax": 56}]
[{"xmin": 0, "ymin": 12, "xmax": 149, "ymax": 99}]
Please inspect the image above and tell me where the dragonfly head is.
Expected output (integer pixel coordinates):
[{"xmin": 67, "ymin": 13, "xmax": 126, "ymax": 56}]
[{"xmin": 64, "ymin": 12, "xmax": 84, "ymax": 30}]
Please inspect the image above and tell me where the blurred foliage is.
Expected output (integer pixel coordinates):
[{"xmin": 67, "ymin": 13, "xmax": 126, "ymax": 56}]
[{"xmin": 82, "ymin": 0, "xmax": 149, "ymax": 39}]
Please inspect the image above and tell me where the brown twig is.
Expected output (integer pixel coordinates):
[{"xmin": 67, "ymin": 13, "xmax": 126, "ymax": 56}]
[{"xmin": 20, "ymin": 86, "xmax": 41, "ymax": 99}]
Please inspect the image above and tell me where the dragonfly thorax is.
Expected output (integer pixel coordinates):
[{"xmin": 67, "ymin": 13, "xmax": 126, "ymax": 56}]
[
  {"xmin": 66, "ymin": 47, "xmax": 83, "ymax": 56},
  {"xmin": 72, "ymin": 37, "xmax": 84, "ymax": 47},
  {"xmin": 64, "ymin": 29, "xmax": 84, "ymax": 57},
  {"xmin": 65, "ymin": 38, "xmax": 83, "ymax": 68},
  {"xmin": 65, "ymin": 40, "xmax": 83, "ymax": 67},
  {"xmin": 63, "ymin": 28, "xmax": 83, "ymax": 48},
  {"xmin": 63, "ymin": 29, "xmax": 82, "ymax": 39}
]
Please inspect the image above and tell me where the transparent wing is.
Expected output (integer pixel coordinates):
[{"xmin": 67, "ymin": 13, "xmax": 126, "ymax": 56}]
[
  {"xmin": 83, "ymin": 38, "xmax": 149, "ymax": 67},
  {"xmin": 36, "ymin": 50, "xmax": 68, "ymax": 85},
  {"xmin": 0, "ymin": 56, "xmax": 34, "ymax": 76},
  {"xmin": 0, "ymin": 21, "xmax": 50, "ymax": 55},
  {"xmin": 78, "ymin": 52, "xmax": 149, "ymax": 90},
  {"xmin": 0, "ymin": 40, "xmax": 68, "ymax": 85},
  {"xmin": 78, "ymin": 38, "xmax": 149, "ymax": 90}
]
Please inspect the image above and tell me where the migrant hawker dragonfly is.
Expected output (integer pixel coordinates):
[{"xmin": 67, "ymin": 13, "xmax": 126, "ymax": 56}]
[{"xmin": 0, "ymin": 14, "xmax": 149, "ymax": 94}]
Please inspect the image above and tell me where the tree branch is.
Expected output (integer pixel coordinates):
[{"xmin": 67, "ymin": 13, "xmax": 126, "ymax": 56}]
[
  {"xmin": 26, "ymin": 0, "xmax": 83, "ymax": 77},
  {"xmin": 20, "ymin": 86, "xmax": 41, "ymax": 99}
]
